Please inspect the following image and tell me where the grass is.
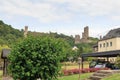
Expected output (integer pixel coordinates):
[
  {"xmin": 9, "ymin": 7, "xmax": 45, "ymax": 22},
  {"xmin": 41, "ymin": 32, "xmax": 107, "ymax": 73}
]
[
  {"xmin": 102, "ymin": 73, "xmax": 120, "ymax": 80},
  {"xmin": 58, "ymin": 73, "xmax": 92, "ymax": 80},
  {"xmin": 0, "ymin": 70, "xmax": 2, "ymax": 80},
  {"xmin": 62, "ymin": 62, "xmax": 89, "ymax": 70}
]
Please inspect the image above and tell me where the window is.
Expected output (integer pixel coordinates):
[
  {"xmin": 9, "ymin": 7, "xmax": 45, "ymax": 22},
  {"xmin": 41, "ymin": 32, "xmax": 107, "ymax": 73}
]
[
  {"xmin": 110, "ymin": 42, "xmax": 112, "ymax": 46},
  {"xmin": 103, "ymin": 43, "xmax": 105, "ymax": 47},
  {"xmin": 107, "ymin": 42, "xmax": 109, "ymax": 47}
]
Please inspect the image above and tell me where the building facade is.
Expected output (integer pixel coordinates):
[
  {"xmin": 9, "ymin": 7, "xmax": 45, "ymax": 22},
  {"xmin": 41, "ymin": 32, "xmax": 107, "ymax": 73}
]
[
  {"xmin": 98, "ymin": 37, "xmax": 120, "ymax": 52},
  {"xmin": 97, "ymin": 28, "xmax": 120, "ymax": 52},
  {"xmin": 93, "ymin": 28, "xmax": 120, "ymax": 62}
]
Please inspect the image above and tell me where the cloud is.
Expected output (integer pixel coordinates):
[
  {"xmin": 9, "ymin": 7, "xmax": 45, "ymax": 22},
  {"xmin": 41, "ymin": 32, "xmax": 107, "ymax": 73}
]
[
  {"xmin": 0, "ymin": 0, "xmax": 73, "ymax": 23},
  {"xmin": 48, "ymin": 0, "xmax": 120, "ymax": 17},
  {"xmin": 65, "ymin": 0, "xmax": 120, "ymax": 16},
  {"xmin": 111, "ymin": 16, "xmax": 120, "ymax": 21},
  {"xmin": 0, "ymin": 0, "xmax": 120, "ymax": 23}
]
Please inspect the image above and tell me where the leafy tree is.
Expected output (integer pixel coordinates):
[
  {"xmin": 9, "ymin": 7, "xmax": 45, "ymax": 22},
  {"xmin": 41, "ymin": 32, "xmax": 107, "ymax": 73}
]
[
  {"xmin": 60, "ymin": 46, "xmax": 73, "ymax": 62},
  {"xmin": 0, "ymin": 39, "xmax": 5, "ymax": 46},
  {"xmin": 28, "ymin": 32, "xmax": 74, "ymax": 47},
  {"xmin": 71, "ymin": 47, "xmax": 83, "ymax": 61},
  {"xmin": 8, "ymin": 36, "xmax": 70, "ymax": 80},
  {"xmin": 115, "ymin": 56, "xmax": 120, "ymax": 68},
  {"xmin": 0, "ymin": 20, "xmax": 23, "ymax": 46}
]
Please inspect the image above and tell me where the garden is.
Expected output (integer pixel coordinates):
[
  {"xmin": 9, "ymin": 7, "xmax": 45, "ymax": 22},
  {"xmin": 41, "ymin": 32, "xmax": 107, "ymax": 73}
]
[
  {"xmin": 0, "ymin": 70, "xmax": 2, "ymax": 80},
  {"xmin": 0, "ymin": 36, "xmax": 120, "ymax": 80}
]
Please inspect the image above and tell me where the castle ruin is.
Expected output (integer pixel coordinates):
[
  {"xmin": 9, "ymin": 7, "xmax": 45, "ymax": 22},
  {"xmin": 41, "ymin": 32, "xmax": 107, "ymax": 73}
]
[
  {"xmin": 24, "ymin": 26, "xmax": 28, "ymax": 38},
  {"xmin": 75, "ymin": 26, "xmax": 90, "ymax": 44},
  {"xmin": 75, "ymin": 35, "xmax": 81, "ymax": 44}
]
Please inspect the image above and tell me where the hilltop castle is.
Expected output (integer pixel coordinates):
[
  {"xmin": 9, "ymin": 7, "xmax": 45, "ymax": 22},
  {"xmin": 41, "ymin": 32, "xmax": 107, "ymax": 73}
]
[
  {"xmin": 75, "ymin": 26, "xmax": 90, "ymax": 44},
  {"xmin": 23, "ymin": 26, "xmax": 90, "ymax": 44}
]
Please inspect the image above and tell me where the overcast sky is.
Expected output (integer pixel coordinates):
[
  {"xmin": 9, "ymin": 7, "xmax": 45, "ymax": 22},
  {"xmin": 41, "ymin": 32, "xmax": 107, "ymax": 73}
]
[{"xmin": 0, "ymin": 0, "xmax": 120, "ymax": 37}]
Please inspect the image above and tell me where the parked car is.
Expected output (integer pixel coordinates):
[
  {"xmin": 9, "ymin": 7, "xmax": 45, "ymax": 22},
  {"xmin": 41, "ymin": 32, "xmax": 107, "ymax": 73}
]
[{"xmin": 89, "ymin": 59, "xmax": 119, "ymax": 70}]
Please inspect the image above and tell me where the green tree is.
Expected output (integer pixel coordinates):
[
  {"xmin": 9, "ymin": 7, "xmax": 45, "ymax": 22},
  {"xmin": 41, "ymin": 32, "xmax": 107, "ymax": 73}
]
[
  {"xmin": 8, "ymin": 36, "xmax": 70, "ymax": 80},
  {"xmin": 0, "ymin": 20, "xmax": 23, "ymax": 46},
  {"xmin": 28, "ymin": 32, "xmax": 74, "ymax": 47},
  {"xmin": 71, "ymin": 47, "xmax": 83, "ymax": 61},
  {"xmin": 115, "ymin": 56, "xmax": 120, "ymax": 68},
  {"xmin": 0, "ymin": 39, "xmax": 5, "ymax": 46}
]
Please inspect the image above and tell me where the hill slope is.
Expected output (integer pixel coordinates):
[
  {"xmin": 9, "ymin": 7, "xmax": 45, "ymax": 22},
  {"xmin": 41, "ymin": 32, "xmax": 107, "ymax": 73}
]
[
  {"xmin": 0, "ymin": 20, "xmax": 23, "ymax": 46},
  {"xmin": 0, "ymin": 20, "xmax": 98, "ymax": 50}
]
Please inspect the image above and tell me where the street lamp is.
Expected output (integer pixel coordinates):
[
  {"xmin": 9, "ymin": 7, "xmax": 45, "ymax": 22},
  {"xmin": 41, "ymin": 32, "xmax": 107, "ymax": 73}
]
[{"xmin": 78, "ymin": 57, "xmax": 81, "ymax": 80}]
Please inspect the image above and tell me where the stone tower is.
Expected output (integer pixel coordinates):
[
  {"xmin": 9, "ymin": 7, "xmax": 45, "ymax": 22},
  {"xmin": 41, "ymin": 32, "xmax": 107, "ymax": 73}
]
[
  {"xmin": 75, "ymin": 35, "xmax": 80, "ymax": 44},
  {"xmin": 24, "ymin": 26, "xmax": 28, "ymax": 38},
  {"xmin": 82, "ymin": 32, "xmax": 85, "ymax": 39},
  {"xmin": 84, "ymin": 26, "xmax": 89, "ymax": 39},
  {"xmin": 81, "ymin": 26, "xmax": 89, "ymax": 42},
  {"xmin": 75, "ymin": 26, "xmax": 89, "ymax": 44}
]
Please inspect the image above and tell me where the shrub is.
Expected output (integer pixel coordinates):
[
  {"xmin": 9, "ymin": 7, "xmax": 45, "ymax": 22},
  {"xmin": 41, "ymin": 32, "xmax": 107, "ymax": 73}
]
[
  {"xmin": 62, "ymin": 68, "xmax": 109, "ymax": 76},
  {"xmin": 115, "ymin": 56, "xmax": 120, "ymax": 69},
  {"xmin": 8, "ymin": 36, "xmax": 70, "ymax": 80}
]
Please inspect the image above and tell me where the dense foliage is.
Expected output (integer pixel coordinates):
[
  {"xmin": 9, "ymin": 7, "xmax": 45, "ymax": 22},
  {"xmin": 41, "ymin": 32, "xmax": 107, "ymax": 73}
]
[
  {"xmin": 28, "ymin": 32, "xmax": 74, "ymax": 47},
  {"xmin": 28, "ymin": 32, "xmax": 98, "ymax": 62},
  {"xmin": 0, "ymin": 20, "xmax": 99, "ymax": 63},
  {"xmin": 0, "ymin": 20, "xmax": 23, "ymax": 46},
  {"xmin": 115, "ymin": 56, "xmax": 120, "ymax": 68},
  {"xmin": 8, "ymin": 36, "xmax": 71, "ymax": 80},
  {"xmin": 70, "ymin": 41, "xmax": 98, "ymax": 61}
]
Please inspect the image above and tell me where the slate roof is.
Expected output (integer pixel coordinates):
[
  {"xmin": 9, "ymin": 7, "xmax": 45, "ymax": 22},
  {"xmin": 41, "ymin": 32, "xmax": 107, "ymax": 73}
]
[
  {"xmin": 102, "ymin": 28, "xmax": 120, "ymax": 40},
  {"xmin": 81, "ymin": 50, "xmax": 120, "ymax": 57},
  {"xmin": 1, "ymin": 49, "xmax": 11, "ymax": 59}
]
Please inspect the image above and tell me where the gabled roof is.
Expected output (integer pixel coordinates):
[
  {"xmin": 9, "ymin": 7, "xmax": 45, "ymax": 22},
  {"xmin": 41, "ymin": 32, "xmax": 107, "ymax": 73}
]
[
  {"xmin": 81, "ymin": 50, "xmax": 120, "ymax": 57},
  {"xmin": 1, "ymin": 49, "xmax": 11, "ymax": 59},
  {"xmin": 102, "ymin": 28, "xmax": 120, "ymax": 40}
]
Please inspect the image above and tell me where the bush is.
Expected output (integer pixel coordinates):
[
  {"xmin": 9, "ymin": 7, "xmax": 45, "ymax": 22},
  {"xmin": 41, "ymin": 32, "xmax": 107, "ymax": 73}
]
[
  {"xmin": 62, "ymin": 68, "xmax": 109, "ymax": 76},
  {"xmin": 115, "ymin": 56, "xmax": 120, "ymax": 69},
  {"xmin": 8, "ymin": 36, "xmax": 70, "ymax": 80}
]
